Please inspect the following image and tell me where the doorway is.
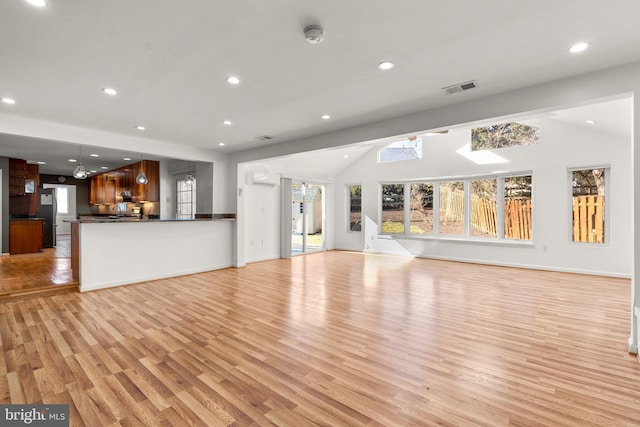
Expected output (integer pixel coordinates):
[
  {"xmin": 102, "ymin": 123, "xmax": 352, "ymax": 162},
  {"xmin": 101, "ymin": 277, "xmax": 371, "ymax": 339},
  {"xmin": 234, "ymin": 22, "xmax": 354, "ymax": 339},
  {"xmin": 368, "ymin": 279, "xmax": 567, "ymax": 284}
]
[{"xmin": 291, "ymin": 181, "xmax": 325, "ymax": 255}]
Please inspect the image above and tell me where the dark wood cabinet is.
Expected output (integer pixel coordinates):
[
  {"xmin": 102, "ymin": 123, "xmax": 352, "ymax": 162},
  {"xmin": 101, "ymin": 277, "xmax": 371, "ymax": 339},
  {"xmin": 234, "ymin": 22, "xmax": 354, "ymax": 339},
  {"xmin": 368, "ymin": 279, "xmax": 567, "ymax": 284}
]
[
  {"xmin": 9, "ymin": 158, "xmax": 28, "ymax": 196},
  {"xmin": 135, "ymin": 160, "xmax": 160, "ymax": 202},
  {"xmin": 9, "ymin": 160, "xmax": 39, "ymax": 217},
  {"xmin": 89, "ymin": 160, "xmax": 159, "ymax": 205},
  {"xmin": 89, "ymin": 175, "xmax": 105, "ymax": 205},
  {"xmin": 9, "ymin": 219, "xmax": 44, "ymax": 254}
]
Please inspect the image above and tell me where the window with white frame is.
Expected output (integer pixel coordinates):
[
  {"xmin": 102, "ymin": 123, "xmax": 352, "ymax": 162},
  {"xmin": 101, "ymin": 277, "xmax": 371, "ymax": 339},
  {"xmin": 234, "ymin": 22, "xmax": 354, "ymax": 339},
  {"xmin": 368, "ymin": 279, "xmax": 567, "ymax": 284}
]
[
  {"xmin": 380, "ymin": 172, "xmax": 533, "ymax": 242},
  {"xmin": 570, "ymin": 167, "xmax": 607, "ymax": 244},
  {"xmin": 176, "ymin": 178, "xmax": 196, "ymax": 219},
  {"xmin": 56, "ymin": 187, "xmax": 69, "ymax": 214},
  {"xmin": 348, "ymin": 185, "xmax": 362, "ymax": 232}
]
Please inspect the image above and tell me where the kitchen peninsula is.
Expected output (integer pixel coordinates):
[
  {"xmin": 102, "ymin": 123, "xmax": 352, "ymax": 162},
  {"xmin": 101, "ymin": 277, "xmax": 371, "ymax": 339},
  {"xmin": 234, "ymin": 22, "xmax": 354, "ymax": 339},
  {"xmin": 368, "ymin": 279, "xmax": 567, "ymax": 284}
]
[{"xmin": 69, "ymin": 215, "xmax": 235, "ymax": 292}]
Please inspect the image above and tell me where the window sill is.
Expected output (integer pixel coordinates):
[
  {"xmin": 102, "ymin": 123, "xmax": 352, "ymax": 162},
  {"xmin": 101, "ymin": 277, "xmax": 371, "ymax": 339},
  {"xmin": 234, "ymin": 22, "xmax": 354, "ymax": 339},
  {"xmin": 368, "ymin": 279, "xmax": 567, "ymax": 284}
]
[{"xmin": 379, "ymin": 234, "xmax": 534, "ymax": 248}]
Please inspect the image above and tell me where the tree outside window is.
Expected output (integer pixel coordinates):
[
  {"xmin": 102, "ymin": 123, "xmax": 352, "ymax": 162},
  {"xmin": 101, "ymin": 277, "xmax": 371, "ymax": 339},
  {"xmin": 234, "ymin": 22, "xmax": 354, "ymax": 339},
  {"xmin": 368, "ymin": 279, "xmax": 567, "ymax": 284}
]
[
  {"xmin": 348, "ymin": 185, "xmax": 362, "ymax": 231},
  {"xmin": 571, "ymin": 168, "xmax": 605, "ymax": 243},
  {"xmin": 381, "ymin": 184, "xmax": 404, "ymax": 233}
]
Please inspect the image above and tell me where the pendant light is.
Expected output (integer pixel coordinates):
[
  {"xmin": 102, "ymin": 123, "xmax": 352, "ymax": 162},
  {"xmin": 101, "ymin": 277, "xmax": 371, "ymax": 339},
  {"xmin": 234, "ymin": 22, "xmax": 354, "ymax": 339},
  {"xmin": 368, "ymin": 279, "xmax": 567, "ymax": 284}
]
[
  {"xmin": 72, "ymin": 145, "xmax": 88, "ymax": 179},
  {"xmin": 136, "ymin": 153, "xmax": 148, "ymax": 185},
  {"xmin": 185, "ymin": 161, "xmax": 195, "ymax": 185}
]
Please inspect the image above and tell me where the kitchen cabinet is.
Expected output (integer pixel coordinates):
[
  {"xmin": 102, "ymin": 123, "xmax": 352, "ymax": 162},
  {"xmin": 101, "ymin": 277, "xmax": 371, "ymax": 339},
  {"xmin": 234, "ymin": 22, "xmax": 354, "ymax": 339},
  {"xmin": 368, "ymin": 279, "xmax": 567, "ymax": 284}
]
[
  {"xmin": 9, "ymin": 158, "xmax": 28, "ymax": 196},
  {"xmin": 89, "ymin": 160, "xmax": 159, "ymax": 205},
  {"xmin": 104, "ymin": 174, "xmax": 117, "ymax": 204},
  {"xmin": 9, "ymin": 219, "xmax": 44, "ymax": 254},
  {"xmin": 9, "ymin": 160, "xmax": 39, "ymax": 217},
  {"xmin": 134, "ymin": 160, "xmax": 160, "ymax": 202},
  {"xmin": 89, "ymin": 175, "xmax": 105, "ymax": 205}
]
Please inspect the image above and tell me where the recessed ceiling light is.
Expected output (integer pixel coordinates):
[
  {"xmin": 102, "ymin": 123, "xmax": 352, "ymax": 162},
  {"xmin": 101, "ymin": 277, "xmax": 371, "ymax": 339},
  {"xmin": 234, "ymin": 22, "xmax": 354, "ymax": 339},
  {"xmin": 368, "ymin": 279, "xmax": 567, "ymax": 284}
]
[
  {"xmin": 218, "ymin": 142, "xmax": 225, "ymax": 146},
  {"xmin": 90, "ymin": 153, "xmax": 99, "ymax": 157},
  {"xmin": 101, "ymin": 166, "xmax": 109, "ymax": 170},
  {"xmin": 570, "ymin": 42, "xmax": 589, "ymax": 53},
  {"xmin": 226, "ymin": 76, "xmax": 240, "ymax": 85},
  {"xmin": 135, "ymin": 125, "xmax": 145, "ymax": 131},
  {"xmin": 343, "ymin": 155, "xmax": 349, "ymax": 159},
  {"xmin": 102, "ymin": 87, "xmax": 118, "ymax": 96},
  {"xmin": 123, "ymin": 157, "xmax": 131, "ymax": 161},
  {"xmin": 68, "ymin": 159, "xmax": 77, "ymax": 163},
  {"xmin": 25, "ymin": 0, "xmax": 47, "ymax": 7},
  {"xmin": 321, "ymin": 114, "xmax": 331, "ymax": 120},
  {"xmin": 378, "ymin": 61, "xmax": 395, "ymax": 71},
  {"xmin": 2, "ymin": 98, "xmax": 16, "ymax": 105},
  {"xmin": 586, "ymin": 119, "xmax": 596, "ymax": 124},
  {"xmin": 37, "ymin": 161, "xmax": 46, "ymax": 165},
  {"xmin": 223, "ymin": 120, "xmax": 232, "ymax": 125},
  {"xmin": 90, "ymin": 170, "xmax": 97, "ymax": 173}
]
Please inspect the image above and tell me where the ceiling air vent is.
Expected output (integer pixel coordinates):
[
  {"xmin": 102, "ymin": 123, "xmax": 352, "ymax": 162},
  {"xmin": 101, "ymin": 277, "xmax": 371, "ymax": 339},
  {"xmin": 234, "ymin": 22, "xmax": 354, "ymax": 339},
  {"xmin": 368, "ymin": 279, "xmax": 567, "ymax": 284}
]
[
  {"xmin": 255, "ymin": 135, "xmax": 274, "ymax": 141},
  {"xmin": 442, "ymin": 80, "xmax": 477, "ymax": 95}
]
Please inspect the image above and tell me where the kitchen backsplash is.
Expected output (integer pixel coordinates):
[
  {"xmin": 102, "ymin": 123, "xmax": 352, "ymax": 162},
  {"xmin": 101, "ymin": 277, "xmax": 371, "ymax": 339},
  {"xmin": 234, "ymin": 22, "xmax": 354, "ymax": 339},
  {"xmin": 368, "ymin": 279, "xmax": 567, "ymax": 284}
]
[{"xmin": 90, "ymin": 201, "xmax": 159, "ymax": 217}]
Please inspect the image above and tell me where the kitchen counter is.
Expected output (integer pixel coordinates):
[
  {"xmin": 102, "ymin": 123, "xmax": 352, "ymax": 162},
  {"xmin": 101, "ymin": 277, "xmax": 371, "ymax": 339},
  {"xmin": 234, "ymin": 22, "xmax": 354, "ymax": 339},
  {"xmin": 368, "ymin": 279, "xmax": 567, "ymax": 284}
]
[
  {"xmin": 69, "ymin": 215, "xmax": 235, "ymax": 291},
  {"xmin": 70, "ymin": 213, "xmax": 235, "ymax": 223}
]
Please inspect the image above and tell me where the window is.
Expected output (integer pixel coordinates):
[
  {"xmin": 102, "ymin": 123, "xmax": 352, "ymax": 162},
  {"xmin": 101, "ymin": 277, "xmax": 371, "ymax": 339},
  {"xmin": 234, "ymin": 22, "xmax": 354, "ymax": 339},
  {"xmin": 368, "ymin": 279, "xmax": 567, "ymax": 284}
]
[
  {"xmin": 471, "ymin": 178, "xmax": 497, "ymax": 237},
  {"xmin": 176, "ymin": 178, "xmax": 196, "ymax": 219},
  {"xmin": 56, "ymin": 187, "xmax": 69, "ymax": 214},
  {"xmin": 571, "ymin": 168, "xmax": 606, "ymax": 243},
  {"xmin": 381, "ymin": 184, "xmax": 404, "ymax": 233},
  {"xmin": 471, "ymin": 122, "xmax": 539, "ymax": 151},
  {"xmin": 410, "ymin": 183, "xmax": 434, "ymax": 234},
  {"xmin": 378, "ymin": 137, "xmax": 422, "ymax": 163},
  {"xmin": 378, "ymin": 172, "xmax": 533, "ymax": 242},
  {"xmin": 504, "ymin": 175, "xmax": 532, "ymax": 241},
  {"xmin": 439, "ymin": 181, "xmax": 464, "ymax": 236},
  {"xmin": 348, "ymin": 185, "xmax": 362, "ymax": 231}
]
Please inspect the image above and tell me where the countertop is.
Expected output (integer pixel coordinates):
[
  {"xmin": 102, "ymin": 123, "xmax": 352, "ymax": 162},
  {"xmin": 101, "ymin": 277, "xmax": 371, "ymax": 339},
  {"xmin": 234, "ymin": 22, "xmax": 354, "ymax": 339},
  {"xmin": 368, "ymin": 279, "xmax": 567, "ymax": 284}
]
[
  {"xmin": 10, "ymin": 217, "xmax": 45, "ymax": 221},
  {"xmin": 67, "ymin": 214, "xmax": 235, "ymax": 223}
]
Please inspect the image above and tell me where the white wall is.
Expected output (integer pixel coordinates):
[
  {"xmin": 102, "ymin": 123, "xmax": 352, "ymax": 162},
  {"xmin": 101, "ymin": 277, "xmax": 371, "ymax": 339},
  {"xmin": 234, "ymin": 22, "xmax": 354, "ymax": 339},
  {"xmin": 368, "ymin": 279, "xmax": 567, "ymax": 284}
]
[
  {"xmin": 243, "ymin": 182, "xmax": 281, "ymax": 263},
  {"xmin": 79, "ymin": 220, "xmax": 233, "ymax": 291},
  {"xmin": 334, "ymin": 118, "xmax": 631, "ymax": 277}
]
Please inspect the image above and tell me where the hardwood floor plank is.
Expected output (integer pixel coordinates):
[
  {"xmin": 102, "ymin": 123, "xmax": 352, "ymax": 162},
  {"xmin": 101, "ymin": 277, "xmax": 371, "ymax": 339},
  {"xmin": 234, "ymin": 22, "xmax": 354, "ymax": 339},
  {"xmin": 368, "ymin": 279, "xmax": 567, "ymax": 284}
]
[{"xmin": 1, "ymin": 251, "xmax": 640, "ymax": 425}]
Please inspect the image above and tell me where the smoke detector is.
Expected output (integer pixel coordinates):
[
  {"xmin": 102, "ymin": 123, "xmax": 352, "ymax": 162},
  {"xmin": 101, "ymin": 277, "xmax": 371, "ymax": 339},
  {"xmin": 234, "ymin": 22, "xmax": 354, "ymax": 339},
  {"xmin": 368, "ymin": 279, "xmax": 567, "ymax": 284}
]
[{"xmin": 304, "ymin": 25, "xmax": 325, "ymax": 44}]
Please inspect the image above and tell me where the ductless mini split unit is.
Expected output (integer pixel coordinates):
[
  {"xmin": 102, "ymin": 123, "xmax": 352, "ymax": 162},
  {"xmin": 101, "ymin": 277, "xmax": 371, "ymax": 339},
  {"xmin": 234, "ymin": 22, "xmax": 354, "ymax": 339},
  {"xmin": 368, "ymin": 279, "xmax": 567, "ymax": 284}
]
[
  {"xmin": 442, "ymin": 80, "xmax": 478, "ymax": 95},
  {"xmin": 246, "ymin": 171, "xmax": 279, "ymax": 186}
]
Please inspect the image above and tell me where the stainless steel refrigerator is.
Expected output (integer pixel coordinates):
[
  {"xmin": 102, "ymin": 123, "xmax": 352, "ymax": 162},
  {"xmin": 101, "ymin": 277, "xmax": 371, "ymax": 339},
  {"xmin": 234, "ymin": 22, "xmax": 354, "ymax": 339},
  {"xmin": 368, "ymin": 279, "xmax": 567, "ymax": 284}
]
[{"xmin": 38, "ymin": 188, "xmax": 57, "ymax": 248}]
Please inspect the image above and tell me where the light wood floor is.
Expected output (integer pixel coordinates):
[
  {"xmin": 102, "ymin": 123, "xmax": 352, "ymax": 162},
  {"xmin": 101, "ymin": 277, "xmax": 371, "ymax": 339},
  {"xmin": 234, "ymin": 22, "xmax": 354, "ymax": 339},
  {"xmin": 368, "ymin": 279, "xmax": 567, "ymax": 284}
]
[
  {"xmin": 0, "ymin": 234, "xmax": 76, "ymax": 301},
  {"xmin": 1, "ymin": 251, "xmax": 639, "ymax": 426}
]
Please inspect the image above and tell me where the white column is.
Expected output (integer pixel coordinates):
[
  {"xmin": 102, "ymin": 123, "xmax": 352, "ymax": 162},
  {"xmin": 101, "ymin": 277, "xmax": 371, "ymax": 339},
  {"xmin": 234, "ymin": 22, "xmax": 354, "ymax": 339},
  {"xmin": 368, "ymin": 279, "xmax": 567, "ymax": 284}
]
[{"xmin": 630, "ymin": 95, "xmax": 639, "ymax": 354}]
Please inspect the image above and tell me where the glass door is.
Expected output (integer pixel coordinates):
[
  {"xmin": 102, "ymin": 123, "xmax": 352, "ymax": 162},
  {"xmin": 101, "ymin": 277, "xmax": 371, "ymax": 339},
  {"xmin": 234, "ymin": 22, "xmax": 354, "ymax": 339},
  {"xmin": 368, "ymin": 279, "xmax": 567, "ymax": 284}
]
[{"xmin": 291, "ymin": 181, "xmax": 324, "ymax": 255}]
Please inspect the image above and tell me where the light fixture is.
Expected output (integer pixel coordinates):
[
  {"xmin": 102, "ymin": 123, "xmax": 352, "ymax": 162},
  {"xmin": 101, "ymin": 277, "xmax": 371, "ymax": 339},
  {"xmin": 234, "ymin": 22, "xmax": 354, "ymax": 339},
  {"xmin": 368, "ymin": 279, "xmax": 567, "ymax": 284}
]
[
  {"xmin": 123, "ymin": 157, "xmax": 131, "ymax": 161},
  {"xmin": 185, "ymin": 161, "xmax": 196, "ymax": 185},
  {"xmin": 218, "ymin": 142, "xmax": 225, "ymax": 146},
  {"xmin": 135, "ymin": 125, "xmax": 145, "ymax": 131},
  {"xmin": 26, "ymin": 0, "xmax": 47, "ymax": 6},
  {"xmin": 68, "ymin": 159, "xmax": 77, "ymax": 163},
  {"xmin": 321, "ymin": 114, "xmax": 331, "ymax": 120},
  {"xmin": 223, "ymin": 120, "xmax": 232, "ymax": 125},
  {"xmin": 37, "ymin": 161, "xmax": 46, "ymax": 165},
  {"xmin": 101, "ymin": 166, "xmax": 108, "ymax": 170},
  {"xmin": 72, "ymin": 146, "xmax": 88, "ymax": 179},
  {"xmin": 226, "ymin": 76, "xmax": 240, "ymax": 85},
  {"xmin": 90, "ymin": 153, "xmax": 99, "ymax": 157},
  {"xmin": 2, "ymin": 98, "xmax": 16, "ymax": 105},
  {"xmin": 378, "ymin": 61, "xmax": 395, "ymax": 71},
  {"xmin": 586, "ymin": 119, "xmax": 596, "ymax": 124},
  {"xmin": 136, "ymin": 154, "xmax": 148, "ymax": 185},
  {"xmin": 102, "ymin": 87, "xmax": 118, "ymax": 96},
  {"xmin": 570, "ymin": 42, "xmax": 589, "ymax": 53}
]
